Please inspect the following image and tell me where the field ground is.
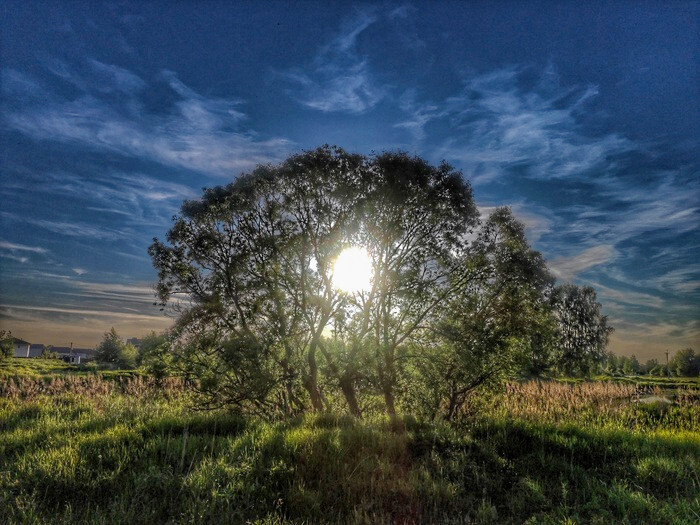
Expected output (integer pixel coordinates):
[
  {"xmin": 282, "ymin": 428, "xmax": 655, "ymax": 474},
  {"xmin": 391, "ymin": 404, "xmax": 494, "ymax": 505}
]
[{"xmin": 0, "ymin": 359, "xmax": 698, "ymax": 524}]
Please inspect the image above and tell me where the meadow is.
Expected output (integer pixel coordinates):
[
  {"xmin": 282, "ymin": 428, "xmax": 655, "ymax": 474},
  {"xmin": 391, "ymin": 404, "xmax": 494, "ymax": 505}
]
[{"xmin": 0, "ymin": 358, "xmax": 698, "ymax": 524}]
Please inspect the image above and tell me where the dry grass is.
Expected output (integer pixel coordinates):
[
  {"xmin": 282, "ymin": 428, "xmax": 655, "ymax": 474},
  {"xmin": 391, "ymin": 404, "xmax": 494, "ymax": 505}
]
[{"xmin": 0, "ymin": 374, "xmax": 187, "ymax": 401}]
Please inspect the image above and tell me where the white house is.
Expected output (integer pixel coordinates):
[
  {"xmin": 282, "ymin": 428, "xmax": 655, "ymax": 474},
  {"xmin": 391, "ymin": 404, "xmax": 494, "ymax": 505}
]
[{"xmin": 12, "ymin": 338, "xmax": 31, "ymax": 357}]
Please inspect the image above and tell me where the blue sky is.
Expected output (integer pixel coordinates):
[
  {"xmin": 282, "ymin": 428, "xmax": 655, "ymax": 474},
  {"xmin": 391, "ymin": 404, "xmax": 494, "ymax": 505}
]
[{"xmin": 1, "ymin": 1, "xmax": 698, "ymax": 359}]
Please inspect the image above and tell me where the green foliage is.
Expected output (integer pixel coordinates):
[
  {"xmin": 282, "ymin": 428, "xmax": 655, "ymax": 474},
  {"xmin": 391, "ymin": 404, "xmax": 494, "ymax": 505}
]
[
  {"xmin": 0, "ymin": 357, "xmax": 80, "ymax": 379},
  {"xmin": 0, "ymin": 330, "xmax": 13, "ymax": 361},
  {"xmin": 96, "ymin": 327, "xmax": 124, "ymax": 364},
  {"xmin": 0, "ymin": 358, "xmax": 148, "ymax": 383},
  {"xmin": 551, "ymin": 284, "xmax": 613, "ymax": 376},
  {"xmin": 120, "ymin": 343, "xmax": 138, "ymax": 369},
  {"xmin": 623, "ymin": 355, "xmax": 640, "ymax": 374},
  {"xmin": 670, "ymin": 348, "xmax": 699, "ymax": 377},
  {"xmin": 401, "ymin": 208, "xmax": 556, "ymax": 420},
  {"xmin": 137, "ymin": 331, "xmax": 172, "ymax": 378},
  {"xmin": 644, "ymin": 358, "xmax": 659, "ymax": 375},
  {"xmin": 39, "ymin": 345, "xmax": 58, "ymax": 360},
  {"xmin": 95, "ymin": 328, "xmax": 138, "ymax": 369}
]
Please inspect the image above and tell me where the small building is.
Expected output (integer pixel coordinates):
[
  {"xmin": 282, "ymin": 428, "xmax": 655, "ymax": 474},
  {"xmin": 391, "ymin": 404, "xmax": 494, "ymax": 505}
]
[
  {"xmin": 12, "ymin": 338, "xmax": 31, "ymax": 357},
  {"xmin": 126, "ymin": 337, "xmax": 142, "ymax": 349},
  {"xmin": 53, "ymin": 347, "xmax": 96, "ymax": 364},
  {"xmin": 29, "ymin": 343, "xmax": 46, "ymax": 358}
]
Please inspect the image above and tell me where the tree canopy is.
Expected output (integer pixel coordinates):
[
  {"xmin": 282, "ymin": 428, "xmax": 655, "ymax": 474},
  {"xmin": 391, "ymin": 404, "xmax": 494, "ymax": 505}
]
[{"xmin": 150, "ymin": 146, "xmax": 613, "ymax": 419}]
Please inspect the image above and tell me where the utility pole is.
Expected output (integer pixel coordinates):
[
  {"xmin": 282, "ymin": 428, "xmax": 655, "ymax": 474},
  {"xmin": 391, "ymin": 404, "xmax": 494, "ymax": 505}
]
[{"xmin": 665, "ymin": 349, "xmax": 669, "ymax": 377}]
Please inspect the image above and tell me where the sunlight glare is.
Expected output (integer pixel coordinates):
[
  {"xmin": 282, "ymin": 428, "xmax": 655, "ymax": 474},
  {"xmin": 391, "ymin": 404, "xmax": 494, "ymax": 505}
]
[{"xmin": 333, "ymin": 247, "xmax": 373, "ymax": 293}]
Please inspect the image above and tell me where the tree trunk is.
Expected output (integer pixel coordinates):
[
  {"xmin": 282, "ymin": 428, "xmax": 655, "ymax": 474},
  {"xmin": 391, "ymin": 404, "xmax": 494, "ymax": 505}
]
[
  {"xmin": 305, "ymin": 344, "xmax": 324, "ymax": 411},
  {"xmin": 339, "ymin": 374, "xmax": 361, "ymax": 417},
  {"xmin": 444, "ymin": 393, "xmax": 458, "ymax": 421},
  {"xmin": 383, "ymin": 386, "xmax": 397, "ymax": 419},
  {"xmin": 279, "ymin": 351, "xmax": 303, "ymax": 415},
  {"xmin": 316, "ymin": 339, "xmax": 362, "ymax": 418},
  {"xmin": 381, "ymin": 345, "xmax": 397, "ymax": 419}
]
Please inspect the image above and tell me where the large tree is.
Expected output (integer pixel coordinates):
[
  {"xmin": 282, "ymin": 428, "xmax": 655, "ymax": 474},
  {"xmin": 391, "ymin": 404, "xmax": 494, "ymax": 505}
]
[{"xmin": 150, "ymin": 146, "xmax": 611, "ymax": 417}]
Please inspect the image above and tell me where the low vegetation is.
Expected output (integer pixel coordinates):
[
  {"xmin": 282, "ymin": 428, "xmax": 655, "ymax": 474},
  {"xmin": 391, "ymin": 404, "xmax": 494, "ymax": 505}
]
[{"xmin": 1, "ymin": 363, "xmax": 697, "ymax": 524}]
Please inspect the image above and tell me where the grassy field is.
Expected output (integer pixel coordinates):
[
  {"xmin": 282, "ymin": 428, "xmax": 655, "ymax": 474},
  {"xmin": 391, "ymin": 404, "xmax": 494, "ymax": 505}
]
[
  {"xmin": 0, "ymin": 360, "xmax": 698, "ymax": 524},
  {"xmin": 0, "ymin": 357, "xmax": 145, "ymax": 380}
]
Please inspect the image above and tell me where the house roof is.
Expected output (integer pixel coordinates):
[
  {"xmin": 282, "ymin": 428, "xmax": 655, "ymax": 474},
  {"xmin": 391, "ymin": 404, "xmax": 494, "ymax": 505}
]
[
  {"xmin": 51, "ymin": 347, "xmax": 97, "ymax": 356},
  {"xmin": 12, "ymin": 337, "xmax": 30, "ymax": 345}
]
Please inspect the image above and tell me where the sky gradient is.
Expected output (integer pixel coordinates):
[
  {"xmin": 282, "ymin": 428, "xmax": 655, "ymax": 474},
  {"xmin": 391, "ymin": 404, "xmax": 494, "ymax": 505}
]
[{"xmin": 1, "ymin": 1, "xmax": 698, "ymax": 360}]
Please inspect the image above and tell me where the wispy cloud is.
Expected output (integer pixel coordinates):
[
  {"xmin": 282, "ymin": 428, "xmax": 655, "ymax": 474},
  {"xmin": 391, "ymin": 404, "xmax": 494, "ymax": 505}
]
[
  {"xmin": 548, "ymin": 171, "xmax": 699, "ymax": 265},
  {"xmin": 2, "ymin": 169, "xmax": 197, "ymax": 230},
  {"xmin": 88, "ymin": 59, "xmax": 146, "ymax": 94},
  {"xmin": 398, "ymin": 65, "xmax": 634, "ymax": 182},
  {"xmin": 0, "ymin": 241, "xmax": 48, "ymax": 254},
  {"xmin": 0, "ymin": 241, "xmax": 49, "ymax": 265},
  {"xmin": 277, "ymin": 12, "xmax": 386, "ymax": 114},
  {"xmin": 1, "ymin": 64, "xmax": 292, "ymax": 176},
  {"xmin": 0, "ymin": 273, "xmax": 169, "ymax": 346},
  {"xmin": 69, "ymin": 281, "xmax": 157, "ymax": 305},
  {"xmin": 395, "ymin": 89, "xmax": 446, "ymax": 141},
  {"xmin": 549, "ymin": 245, "xmax": 616, "ymax": 281},
  {"xmin": 1, "ymin": 212, "xmax": 126, "ymax": 241},
  {"xmin": 0, "ymin": 253, "xmax": 29, "ymax": 264},
  {"xmin": 653, "ymin": 268, "xmax": 700, "ymax": 295},
  {"xmin": 479, "ymin": 204, "xmax": 554, "ymax": 244},
  {"xmin": 605, "ymin": 265, "xmax": 700, "ymax": 297},
  {"xmin": 439, "ymin": 65, "xmax": 699, "ymax": 358},
  {"xmin": 589, "ymin": 282, "xmax": 668, "ymax": 311}
]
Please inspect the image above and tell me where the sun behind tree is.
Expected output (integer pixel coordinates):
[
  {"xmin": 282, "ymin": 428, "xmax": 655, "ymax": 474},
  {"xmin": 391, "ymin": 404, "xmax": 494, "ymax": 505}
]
[{"xmin": 332, "ymin": 247, "xmax": 373, "ymax": 293}]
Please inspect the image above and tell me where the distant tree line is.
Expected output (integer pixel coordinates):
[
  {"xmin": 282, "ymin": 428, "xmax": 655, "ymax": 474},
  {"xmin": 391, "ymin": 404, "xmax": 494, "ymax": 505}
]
[{"xmin": 602, "ymin": 348, "xmax": 699, "ymax": 377}]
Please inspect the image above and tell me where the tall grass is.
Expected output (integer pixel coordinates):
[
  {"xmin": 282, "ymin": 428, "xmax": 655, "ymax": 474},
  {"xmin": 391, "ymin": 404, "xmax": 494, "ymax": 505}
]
[
  {"xmin": 0, "ymin": 374, "xmax": 186, "ymax": 400},
  {"xmin": 461, "ymin": 380, "xmax": 699, "ymax": 431},
  {"xmin": 0, "ymin": 374, "xmax": 698, "ymax": 524}
]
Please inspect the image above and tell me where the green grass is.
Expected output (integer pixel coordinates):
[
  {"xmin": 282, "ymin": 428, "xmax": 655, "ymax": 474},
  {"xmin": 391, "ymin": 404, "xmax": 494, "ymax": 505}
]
[
  {"xmin": 0, "ymin": 368, "xmax": 698, "ymax": 524},
  {"xmin": 0, "ymin": 357, "xmax": 145, "ymax": 381}
]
